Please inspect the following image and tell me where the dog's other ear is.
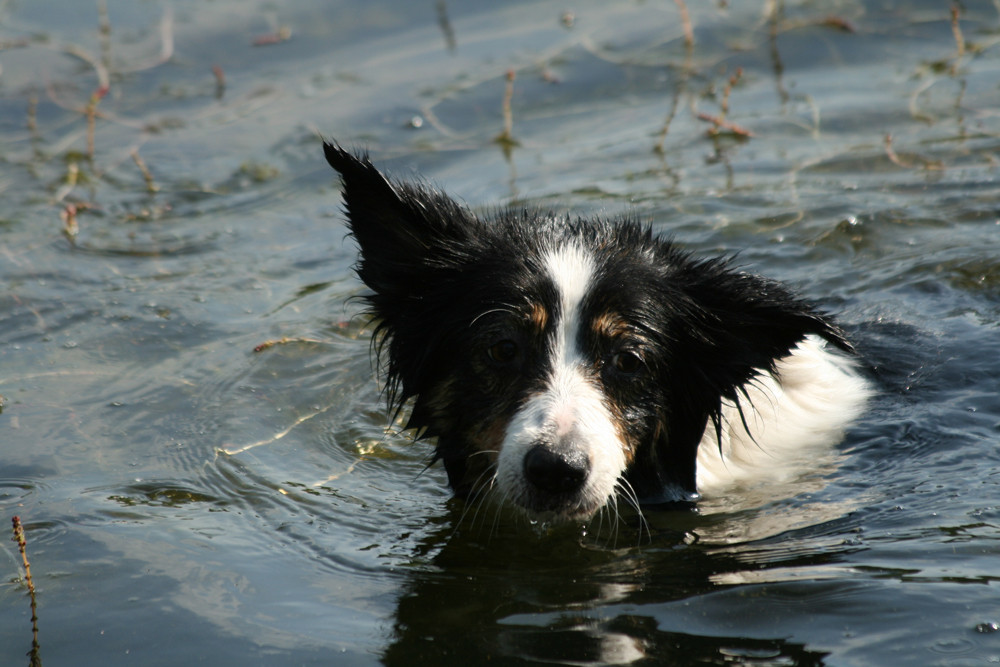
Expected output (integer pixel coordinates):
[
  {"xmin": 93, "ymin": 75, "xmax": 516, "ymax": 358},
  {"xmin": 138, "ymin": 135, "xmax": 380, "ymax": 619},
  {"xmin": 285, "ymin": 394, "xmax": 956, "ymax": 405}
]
[
  {"xmin": 323, "ymin": 141, "xmax": 476, "ymax": 285},
  {"xmin": 679, "ymin": 258, "xmax": 852, "ymax": 390}
]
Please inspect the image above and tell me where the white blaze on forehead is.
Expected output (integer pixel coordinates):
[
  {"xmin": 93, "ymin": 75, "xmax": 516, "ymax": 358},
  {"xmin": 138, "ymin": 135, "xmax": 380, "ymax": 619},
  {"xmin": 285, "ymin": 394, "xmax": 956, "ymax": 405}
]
[
  {"xmin": 542, "ymin": 243, "xmax": 596, "ymax": 437},
  {"xmin": 544, "ymin": 242, "xmax": 594, "ymax": 368}
]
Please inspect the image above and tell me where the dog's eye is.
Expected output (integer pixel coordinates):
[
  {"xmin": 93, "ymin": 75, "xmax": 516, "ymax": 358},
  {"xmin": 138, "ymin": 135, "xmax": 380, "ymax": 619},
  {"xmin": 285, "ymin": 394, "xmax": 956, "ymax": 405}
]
[
  {"xmin": 611, "ymin": 350, "xmax": 644, "ymax": 375},
  {"xmin": 487, "ymin": 339, "xmax": 519, "ymax": 364}
]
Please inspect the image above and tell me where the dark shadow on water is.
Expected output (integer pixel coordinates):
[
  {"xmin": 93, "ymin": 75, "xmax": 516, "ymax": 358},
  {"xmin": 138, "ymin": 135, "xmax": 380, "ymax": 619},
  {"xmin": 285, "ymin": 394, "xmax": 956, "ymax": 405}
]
[{"xmin": 380, "ymin": 502, "xmax": 835, "ymax": 666}]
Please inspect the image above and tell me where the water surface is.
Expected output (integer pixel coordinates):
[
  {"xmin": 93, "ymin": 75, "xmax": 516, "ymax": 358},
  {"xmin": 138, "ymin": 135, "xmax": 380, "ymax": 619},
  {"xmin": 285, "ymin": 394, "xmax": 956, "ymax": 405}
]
[{"xmin": 2, "ymin": 1, "xmax": 1000, "ymax": 665}]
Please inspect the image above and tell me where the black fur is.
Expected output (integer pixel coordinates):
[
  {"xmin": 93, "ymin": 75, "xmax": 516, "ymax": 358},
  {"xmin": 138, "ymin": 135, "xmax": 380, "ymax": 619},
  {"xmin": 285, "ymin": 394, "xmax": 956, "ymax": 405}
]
[{"xmin": 324, "ymin": 141, "xmax": 853, "ymax": 509}]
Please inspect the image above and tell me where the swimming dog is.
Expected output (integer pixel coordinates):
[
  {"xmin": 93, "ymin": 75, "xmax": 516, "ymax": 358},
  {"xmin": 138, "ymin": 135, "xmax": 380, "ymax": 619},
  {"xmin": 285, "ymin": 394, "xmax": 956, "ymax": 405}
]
[{"xmin": 323, "ymin": 142, "xmax": 870, "ymax": 521}]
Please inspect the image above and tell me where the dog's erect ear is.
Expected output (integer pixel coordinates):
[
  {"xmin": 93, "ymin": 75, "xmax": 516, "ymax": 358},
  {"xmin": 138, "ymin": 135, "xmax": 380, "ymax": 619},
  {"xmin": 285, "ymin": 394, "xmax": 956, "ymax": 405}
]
[
  {"xmin": 323, "ymin": 141, "xmax": 476, "ymax": 283},
  {"xmin": 324, "ymin": 141, "xmax": 479, "ymax": 420}
]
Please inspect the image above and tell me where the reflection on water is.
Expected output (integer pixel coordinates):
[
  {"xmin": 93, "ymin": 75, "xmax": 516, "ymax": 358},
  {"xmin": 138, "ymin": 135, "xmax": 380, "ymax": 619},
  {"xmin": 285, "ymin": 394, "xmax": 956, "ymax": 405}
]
[{"xmin": 380, "ymin": 501, "xmax": 856, "ymax": 665}]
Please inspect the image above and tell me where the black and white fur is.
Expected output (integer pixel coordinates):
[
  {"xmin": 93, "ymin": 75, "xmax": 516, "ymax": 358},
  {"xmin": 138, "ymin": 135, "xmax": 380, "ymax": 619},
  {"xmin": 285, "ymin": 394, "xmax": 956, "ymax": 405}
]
[{"xmin": 324, "ymin": 142, "xmax": 871, "ymax": 522}]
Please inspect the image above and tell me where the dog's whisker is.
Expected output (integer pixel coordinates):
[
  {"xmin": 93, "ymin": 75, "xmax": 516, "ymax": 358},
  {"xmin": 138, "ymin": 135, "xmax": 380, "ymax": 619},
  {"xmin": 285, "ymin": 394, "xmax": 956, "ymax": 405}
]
[
  {"xmin": 614, "ymin": 477, "xmax": 649, "ymax": 546},
  {"xmin": 590, "ymin": 500, "xmax": 614, "ymax": 549},
  {"xmin": 465, "ymin": 449, "xmax": 500, "ymax": 459},
  {"xmin": 481, "ymin": 487, "xmax": 506, "ymax": 542},
  {"xmin": 470, "ymin": 306, "xmax": 518, "ymax": 328},
  {"xmin": 470, "ymin": 479, "xmax": 498, "ymax": 533},
  {"xmin": 453, "ymin": 465, "xmax": 498, "ymax": 536}
]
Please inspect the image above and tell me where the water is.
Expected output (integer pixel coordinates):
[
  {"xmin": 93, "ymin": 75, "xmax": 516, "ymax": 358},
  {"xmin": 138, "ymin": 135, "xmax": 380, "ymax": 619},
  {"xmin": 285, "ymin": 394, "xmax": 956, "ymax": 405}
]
[{"xmin": 1, "ymin": 0, "xmax": 999, "ymax": 664}]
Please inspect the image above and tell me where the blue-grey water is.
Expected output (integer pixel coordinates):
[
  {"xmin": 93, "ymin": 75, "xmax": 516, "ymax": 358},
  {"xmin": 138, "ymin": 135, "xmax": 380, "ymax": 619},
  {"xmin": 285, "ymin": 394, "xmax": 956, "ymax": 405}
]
[{"xmin": 1, "ymin": 1, "xmax": 999, "ymax": 665}]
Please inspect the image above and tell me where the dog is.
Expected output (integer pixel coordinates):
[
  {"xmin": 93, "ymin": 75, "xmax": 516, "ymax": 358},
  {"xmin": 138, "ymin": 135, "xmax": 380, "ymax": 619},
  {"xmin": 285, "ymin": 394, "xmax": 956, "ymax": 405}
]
[{"xmin": 323, "ymin": 141, "xmax": 871, "ymax": 522}]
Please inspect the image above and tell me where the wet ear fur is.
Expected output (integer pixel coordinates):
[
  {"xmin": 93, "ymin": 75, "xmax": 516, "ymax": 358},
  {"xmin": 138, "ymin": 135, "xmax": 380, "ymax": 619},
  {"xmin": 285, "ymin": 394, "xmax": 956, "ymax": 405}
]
[
  {"xmin": 322, "ymin": 141, "xmax": 476, "ymax": 293},
  {"xmin": 323, "ymin": 141, "xmax": 478, "ymax": 425},
  {"xmin": 686, "ymin": 262, "xmax": 852, "ymax": 379}
]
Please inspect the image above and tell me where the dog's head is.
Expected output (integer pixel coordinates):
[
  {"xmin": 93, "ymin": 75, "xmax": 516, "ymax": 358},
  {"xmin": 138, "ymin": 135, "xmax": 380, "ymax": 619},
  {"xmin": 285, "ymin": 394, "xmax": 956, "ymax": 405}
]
[{"xmin": 324, "ymin": 142, "xmax": 849, "ymax": 521}]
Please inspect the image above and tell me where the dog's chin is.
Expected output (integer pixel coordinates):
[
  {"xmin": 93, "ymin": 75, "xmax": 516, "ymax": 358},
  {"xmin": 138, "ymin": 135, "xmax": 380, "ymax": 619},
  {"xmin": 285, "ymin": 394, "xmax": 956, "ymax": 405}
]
[
  {"xmin": 506, "ymin": 485, "xmax": 613, "ymax": 523},
  {"xmin": 517, "ymin": 503, "xmax": 604, "ymax": 524},
  {"xmin": 506, "ymin": 480, "xmax": 702, "ymax": 521}
]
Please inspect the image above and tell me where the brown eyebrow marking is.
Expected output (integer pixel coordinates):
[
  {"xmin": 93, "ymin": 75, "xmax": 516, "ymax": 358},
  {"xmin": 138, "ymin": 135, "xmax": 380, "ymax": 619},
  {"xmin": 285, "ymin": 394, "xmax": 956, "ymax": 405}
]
[
  {"xmin": 591, "ymin": 311, "xmax": 629, "ymax": 339},
  {"xmin": 529, "ymin": 302, "xmax": 548, "ymax": 332}
]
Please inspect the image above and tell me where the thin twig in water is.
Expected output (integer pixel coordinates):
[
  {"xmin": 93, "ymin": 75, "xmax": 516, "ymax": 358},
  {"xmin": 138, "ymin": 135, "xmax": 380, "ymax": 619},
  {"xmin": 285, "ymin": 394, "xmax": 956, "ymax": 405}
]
[
  {"xmin": 883, "ymin": 133, "xmax": 944, "ymax": 170},
  {"xmin": 47, "ymin": 40, "xmax": 112, "ymax": 157},
  {"xmin": 61, "ymin": 204, "xmax": 79, "ymax": 244},
  {"xmin": 698, "ymin": 68, "xmax": 753, "ymax": 137},
  {"xmin": 159, "ymin": 6, "xmax": 175, "ymax": 63},
  {"xmin": 12, "ymin": 516, "xmax": 41, "ymax": 666},
  {"xmin": 655, "ymin": 0, "xmax": 695, "ymax": 154},
  {"xmin": 720, "ymin": 67, "xmax": 742, "ymax": 119},
  {"xmin": 253, "ymin": 336, "xmax": 327, "ymax": 352},
  {"xmin": 951, "ymin": 4, "xmax": 965, "ymax": 59},
  {"xmin": 495, "ymin": 69, "xmax": 517, "ymax": 147},
  {"xmin": 674, "ymin": 0, "xmax": 694, "ymax": 48},
  {"xmin": 97, "ymin": 0, "xmax": 111, "ymax": 72},
  {"xmin": 698, "ymin": 112, "xmax": 754, "ymax": 137},
  {"xmin": 55, "ymin": 161, "xmax": 91, "ymax": 246},
  {"xmin": 212, "ymin": 64, "xmax": 226, "ymax": 100},
  {"xmin": 654, "ymin": 91, "xmax": 681, "ymax": 154},
  {"xmin": 11, "ymin": 517, "xmax": 35, "ymax": 595},
  {"xmin": 59, "ymin": 42, "xmax": 111, "ymax": 91},
  {"xmin": 26, "ymin": 93, "xmax": 37, "ymax": 134},
  {"xmin": 85, "ymin": 85, "xmax": 110, "ymax": 158},
  {"xmin": 435, "ymin": 0, "xmax": 456, "ymax": 52},
  {"xmin": 131, "ymin": 149, "xmax": 159, "ymax": 193},
  {"xmin": 883, "ymin": 133, "xmax": 908, "ymax": 167},
  {"xmin": 416, "ymin": 104, "xmax": 458, "ymax": 138},
  {"xmin": 502, "ymin": 69, "xmax": 514, "ymax": 138},
  {"xmin": 116, "ymin": 6, "xmax": 175, "ymax": 73},
  {"xmin": 949, "ymin": 4, "xmax": 967, "ymax": 75},
  {"xmin": 53, "ymin": 161, "xmax": 79, "ymax": 204}
]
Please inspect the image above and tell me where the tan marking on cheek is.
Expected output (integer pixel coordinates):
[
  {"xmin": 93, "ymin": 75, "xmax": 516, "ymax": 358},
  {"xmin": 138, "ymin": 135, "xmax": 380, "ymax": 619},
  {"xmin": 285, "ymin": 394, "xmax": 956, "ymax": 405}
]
[{"xmin": 605, "ymin": 396, "xmax": 639, "ymax": 466}]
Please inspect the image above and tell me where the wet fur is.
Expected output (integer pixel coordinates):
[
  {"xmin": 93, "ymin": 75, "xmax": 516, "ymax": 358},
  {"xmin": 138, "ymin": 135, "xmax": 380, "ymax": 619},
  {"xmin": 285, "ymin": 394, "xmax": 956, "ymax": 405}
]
[{"xmin": 323, "ymin": 141, "xmax": 871, "ymax": 522}]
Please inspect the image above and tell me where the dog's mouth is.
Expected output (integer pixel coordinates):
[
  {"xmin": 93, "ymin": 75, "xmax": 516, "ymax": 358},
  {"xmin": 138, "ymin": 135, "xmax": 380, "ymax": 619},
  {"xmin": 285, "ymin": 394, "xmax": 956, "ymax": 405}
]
[
  {"xmin": 511, "ymin": 489, "xmax": 610, "ymax": 522},
  {"xmin": 517, "ymin": 489, "xmax": 606, "ymax": 519},
  {"xmin": 504, "ymin": 479, "xmax": 700, "ymax": 521}
]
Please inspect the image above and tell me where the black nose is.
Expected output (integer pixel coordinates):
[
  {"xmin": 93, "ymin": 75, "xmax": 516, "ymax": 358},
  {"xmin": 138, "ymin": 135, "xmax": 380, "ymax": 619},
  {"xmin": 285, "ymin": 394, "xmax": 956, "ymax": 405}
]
[{"xmin": 523, "ymin": 444, "xmax": 590, "ymax": 495}]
